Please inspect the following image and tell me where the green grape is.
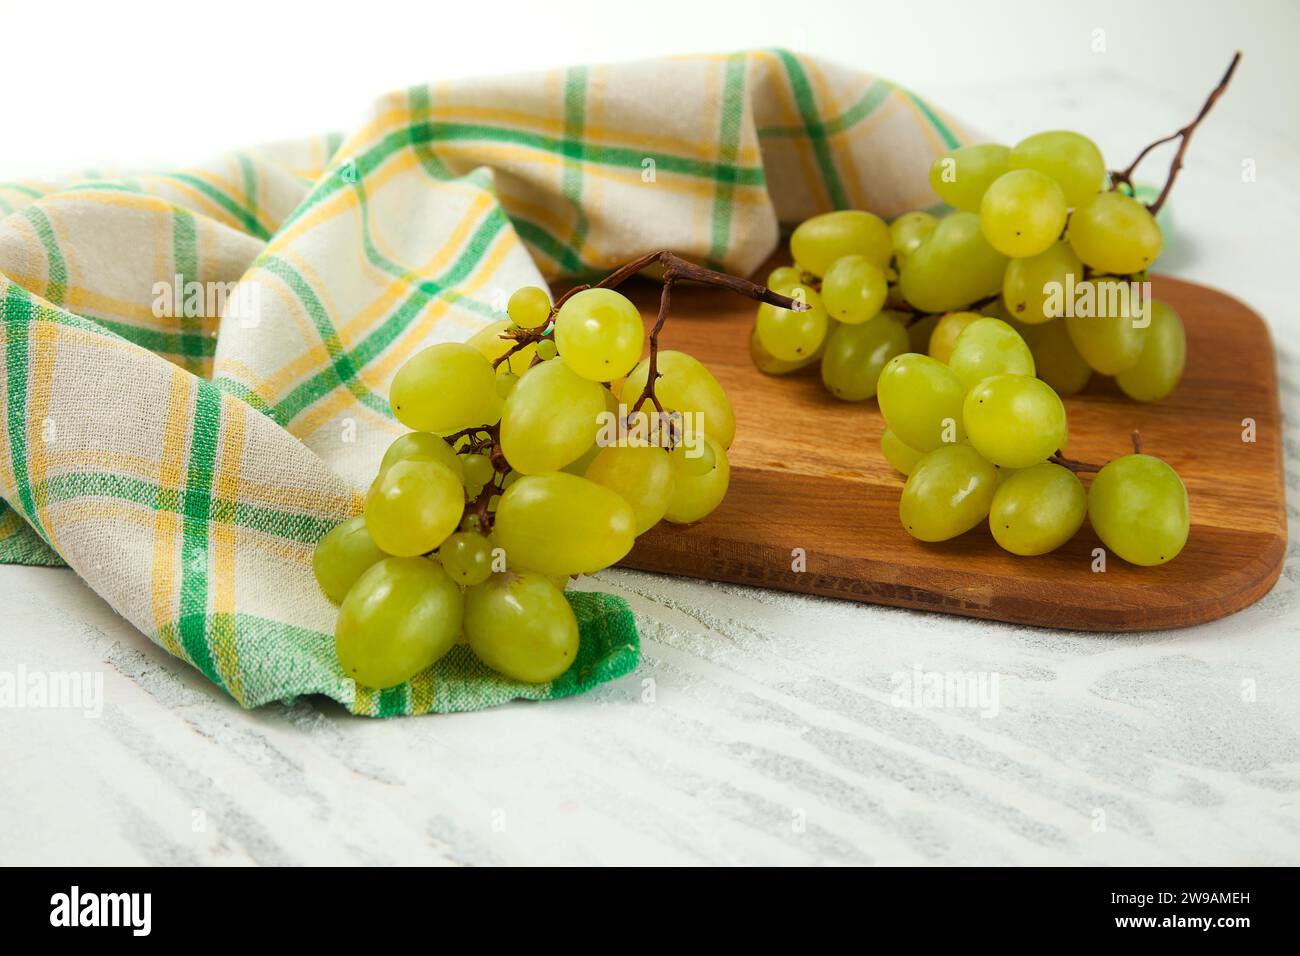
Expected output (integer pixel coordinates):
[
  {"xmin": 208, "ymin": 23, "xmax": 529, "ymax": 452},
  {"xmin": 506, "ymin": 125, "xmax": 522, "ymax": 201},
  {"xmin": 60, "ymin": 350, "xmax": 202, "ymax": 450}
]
[
  {"xmin": 906, "ymin": 312, "xmax": 941, "ymax": 354},
  {"xmin": 790, "ymin": 210, "xmax": 892, "ymax": 275},
  {"xmin": 881, "ymin": 428, "xmax": 923, "ymax": 476},
  {"xmin": 507, "ymin": 285, "xmax": 552, "ymax": 329},
  {"xmin": 312, "ymin": 516, "xmax": 387, "ymax": 604},
  {"xmin": 495, "ymin": 372, "xmax": 519, "ymax": 399},
  {"xmin": 1116, "ymin": 300, "xmax": 1185, "ymax": 402},
  {"xmin": 1015, "ymin": 318, "xmax": 1092, "ymax": 396},
  {"xmin": 1065, "ymin": 278, "xmax": 1148, "ymax": 374},
  {"xmin": 335, "ymin": 557, "xmax": 462, "ymax": 689},
  {"xmin": 364, "ymin": 458, "xmax": 464, "ymax": 556},
  {"xmin": 821, "ymin": 255, "xmax": 888, "ymax": 324},
  {"xmin": 927, "ymin": 311, "xmax": 981, "ymax": 364},
  {"xmin": 493, "ymin": 472, "xmax": 636, "ymax": 576},
  {"xmin": 899, "ymin": 212, "xmax": 1008, "ymax": 313},
  {"xmin": 750, "ymin": 324, "xmax": 820, "ymax": 374},
  {"xmin": 755, "ymin": 284, "xmax": 829, "ymax": 362},
  {"xmin": 1088, "ymin": 454, "xmax": 1189, "ymax": 566},
  {"xmin": 379, "ymin": 431, "xmax": 466, "ymax": 483},
  {"xmin": 462, "ymin": 453, "xmax": 495, "ymax": 489},
  {"xmin": 1067, "ymin": 191, "xmax": 1162, "ymax": 274},
  {"xmin": 899, "ymin": 443, "xmax": 998, "ymax": 541},
  {"xmin": 877, "ymin": 353, "xmax": 967, "ymax": 452},
  {"xmin": 989, "ymin": 462, "xmax": 1086, "ymax": 555},
  {"xmin": 890, "ymin": 211, "xmax": 938, "ymax": 264},
  {"xmin": 948, "ymin": 316, "xmax": 1035, "ymax": 390},
  {"xmin": 1008, "ymin": 131, "xmax": 1106, "ymax": 208},
  {"xmin": 584, "ymin": 445, "xmax": 675, "ymax": 534},
  {"xmin": 623, "ymin": 350, "xmax": 736, "ymax": 448},
  {"xmin": 963, "ymin": 374, "xmax": 1067, "ymax": 468},
  {"xmin": 1002, "ymin": 241, "xmax": 1083, "ymax": 325},
  {"xmin": 390, "ymin": 342, "xmax": 499, "ymax": 433},
  {"xmin": 499, "ymin": 357, "xmax": 605, "ymax": 473},
  {"xmin": 820, "ymin": 313, "xmax": 909, "ymax": 401},
  {"xmin": 467, "ymin": 320, "xmax": 537, "ymax": 375},
  {"xmin": 464, "ymin": 572, "xmax": 579, "ymax": 683},
  {"xmin": 928, "ymin": 143, "xmax": 1010, "ymax": 212},
  {"xmin": 665, "ymin": 436, "xmax": 730, "ymax": 523},
  {"xmin": 437, "ymin": 531, "xmax": 494, "ymax": 586},
  {"xmin": 553, "ymin": 288, "xmax": 645, "ymax": 381},
  {"xmin": 536, "ymin": 338, "xmax": 558, "ymax": 361},
  {"xmin": 980, "ymin": 169, "xmax": 1068, "ymax": 258},
  {"xmin": 767, "ymin": 265, "xmax": 803, "ymax": 294},
  {"xmin": 667, "ymin": 439, "xmax": 716, "ymax": 477}
]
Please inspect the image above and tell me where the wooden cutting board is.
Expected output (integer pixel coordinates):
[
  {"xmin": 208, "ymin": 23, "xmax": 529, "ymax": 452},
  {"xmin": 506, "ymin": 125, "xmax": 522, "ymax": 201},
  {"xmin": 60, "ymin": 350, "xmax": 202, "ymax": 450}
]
[{"xmin": 603, "ymin": 262, "xmax": 1286, "ymax": 632}]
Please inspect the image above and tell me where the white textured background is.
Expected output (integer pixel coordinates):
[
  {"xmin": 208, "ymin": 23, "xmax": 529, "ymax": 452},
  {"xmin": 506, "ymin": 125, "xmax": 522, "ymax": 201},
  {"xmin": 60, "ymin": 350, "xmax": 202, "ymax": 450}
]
[{"xmin": 1, "ymin": 0, "xmax": 1297, "ymax": 864}]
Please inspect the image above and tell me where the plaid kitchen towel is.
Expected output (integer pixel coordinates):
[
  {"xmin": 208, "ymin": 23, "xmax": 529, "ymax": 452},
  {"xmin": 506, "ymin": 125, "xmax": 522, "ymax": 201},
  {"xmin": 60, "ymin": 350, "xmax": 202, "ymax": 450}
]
[{"xmin": 0, "ymin": 50, "xmax": 966, "ymax": 715}]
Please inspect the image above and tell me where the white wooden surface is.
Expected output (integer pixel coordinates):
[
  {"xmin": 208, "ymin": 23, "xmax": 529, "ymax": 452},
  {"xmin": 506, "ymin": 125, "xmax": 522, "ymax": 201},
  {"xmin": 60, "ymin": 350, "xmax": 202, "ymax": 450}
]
[{"xmin": 1, "ymin": 73, "xmax": 1297, "ymax": 866}]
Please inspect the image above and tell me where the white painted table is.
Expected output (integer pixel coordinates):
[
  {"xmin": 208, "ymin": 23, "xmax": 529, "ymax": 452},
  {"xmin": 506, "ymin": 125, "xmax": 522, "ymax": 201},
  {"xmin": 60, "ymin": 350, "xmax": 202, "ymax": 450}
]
[{"xmin": 1, "ymin": 75, "xmax": 1297, "ymax": 866}]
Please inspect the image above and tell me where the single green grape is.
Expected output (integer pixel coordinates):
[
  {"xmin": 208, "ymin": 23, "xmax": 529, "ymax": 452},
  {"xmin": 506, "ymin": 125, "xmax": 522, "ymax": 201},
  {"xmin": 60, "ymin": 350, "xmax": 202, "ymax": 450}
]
[
  {"xmin": 495, "ymin": 372, "xmax": 519, "ymax": 399},
  {"xmin": 584, "ymin": 445, "xmax": 675, "ymax": 534},
  {"xmin": 312, "ymin": 516, "xmax": 387, "ymax": 604},
  {"xmin": 980, "ymin": 169, "xmax": 1068, "ymax": 258},
  {"xmin": 462, "ymin": 453, "xmax": 495, "ymax": 489},
  {"xmin": 928, "ymin": 143, "xmax": 1011, "ymax": 212},
  {"xmin": 1008, "ymin": 131, "xmax": 1106, "ymax": 208},
  {"xmin": 1067, "ymin": 191, "xmax": 1162, "ymax": 274},
  {"xmin": 948, "ymin": 316, "xmax": 1035, "ymax": 390},
  {"xmin": 820, "ymin": 313, "xmax": 909, "ymax": 401},
  {"xmin": 963, "ymin": 374, "xmax": 1067, "ymax": 468},
  {"xmin": 437, "ymin": 531, "xmax": 494, "ymax": 586},
  {"xmin": 1088, "ymin": 454, "xmax": 1189, "ymax": 566},
  {"xmin": 750, "ymin": 324, "xmax": 821, "ymax": 375},
  {"xmin": 790, "ymin": 210, "xmax": 892, "ymax": 275},
  {"xmin": 900, "ymin": 443, "xmax": 998, "ymax": 541},
  {"xmin": 623, "ymin": 349, "xmax": 736, "ymax": 447},
  {"xmin": 664, "ymin": 436, "xmax": 730, "ymax": 523},
  {"xmin": 1116, "ymin": 300, "xmax": 1185, "ymax": 402},
  {"xmin": 464, "ymin": 572, "xmax": 579, "ymax": 683},
  {"xmin": 493, "ymin": 472, "xmax": 636, "ymax": 576},
  {"xmin": 390, "ymin": 342, "xmax": 499, "ymax": 434},
  {"xmin": 1065, "ymin": 278, "xmax": 1149, "ymax": 374},
  {"xmin": 499, "ymin": 357, "xmax": 605, "ymax": 473},
  {"xmin": 379, "ymin": 431, "xmax": 466, "ymax": 483},
  {"xmin": 553, "ymin": 288, "xmax": 645, "ymax": 381},
  {"xmin": 507, "ymin": 285, "xmax": 553, "ymax": 329},
  {"xmin": 1002, "ymin": 241, "xmax": 1083, "ymax": 325},
  {"xmin": 876, "ymin": 352, "xmax": 967, "ymax": 452},
  {"xmin": 899, "ymin": 212, "xmax": 1008, "ymax": 313},
  {"xmin": 926, "ymin": 311, "xmax": 980, "ymax": 364},
  {"xmin": 989, "ymin": 462, "xmax": 1086, "ymax": 555},
  {"xmin": 767, "ymin": 265, "xmax": 803, "ymax": 294},
  {"xmin": 821, "ymin": 254, "xmax": 888, "ymax": 324},
  {"xmin": 335, "ymin": 557, "xmax": 462, "ymax": 689},
  {"xmin": 364, "ymin": 458, "xmax": 464, "ymax": 556},
  {"xmin": 536, "ymin": 338, "xmax": 558, "ymax": 361},
  {"xmin": 881, "ymin": 428, "xmax": 924, "ymax": 476},
  {"xmin": 667, "ymin": 439, "xmax": 716, "ymax": 477},
  {"xmin": 890, "ymin": 211, "xmax": 938, "ymax": 265},
  {"xmin": 755, "ymin": 284, "xmax": 829, "ymax": 363},
  {"xmin": 1015, "ymin": 318, "xmax": 1092, "ymax": 396},
  {"xmin": 467, "ymin": 320, "xmax": 537, "ymax": 375}
]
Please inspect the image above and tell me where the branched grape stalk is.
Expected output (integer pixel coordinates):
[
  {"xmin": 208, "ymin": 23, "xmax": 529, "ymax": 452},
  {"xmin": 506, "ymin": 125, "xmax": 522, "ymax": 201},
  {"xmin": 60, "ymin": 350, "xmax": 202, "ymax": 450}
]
[
  {"xmin": 1050, "ymin": 431, "xmax": 1143, "ymax": 474},
  {"xmin": 1109, "ymin": 51, "xmax": 1241, "ymax": 214}
]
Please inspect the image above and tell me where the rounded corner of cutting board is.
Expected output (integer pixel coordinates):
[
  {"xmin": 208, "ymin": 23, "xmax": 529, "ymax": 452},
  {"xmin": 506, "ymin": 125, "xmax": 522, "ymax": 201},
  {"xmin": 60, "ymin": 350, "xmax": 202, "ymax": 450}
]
[{"xmin": 606, "ymin": 267, "xmax": 1288, "ymax": 633}]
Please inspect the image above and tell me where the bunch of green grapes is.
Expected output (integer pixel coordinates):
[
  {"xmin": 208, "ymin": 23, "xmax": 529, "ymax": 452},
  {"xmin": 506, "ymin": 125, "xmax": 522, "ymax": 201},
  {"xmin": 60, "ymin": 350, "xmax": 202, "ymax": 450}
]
[
  {"xmin": 753, "ymin": 128, "xmax": 1186, "ymax": 407},
  {"xmin": 313, "ymin": 279, "xmax": 736, "ymax": 691}
]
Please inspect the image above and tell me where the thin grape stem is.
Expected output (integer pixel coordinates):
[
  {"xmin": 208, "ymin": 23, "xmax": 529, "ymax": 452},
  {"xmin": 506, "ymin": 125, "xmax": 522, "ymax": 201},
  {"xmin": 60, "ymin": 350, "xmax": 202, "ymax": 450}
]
[
  {"xmin": 1131, "ymin": 430, "xmax": 1143, "ymax": 455},
  {"xmin": 1049, "ymin": 450, "xmax": 1104, "ymax": 474},
  {"xmin": 1110, "ymin": 52, "xmax": 1241, "ymax": 214}
]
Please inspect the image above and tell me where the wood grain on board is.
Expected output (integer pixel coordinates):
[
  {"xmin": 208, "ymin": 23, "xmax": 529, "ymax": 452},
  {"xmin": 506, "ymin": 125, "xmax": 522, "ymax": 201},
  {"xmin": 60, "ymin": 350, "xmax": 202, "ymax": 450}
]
[{"xmin": 601, "ymin": 265, "xmax": 1285, "ymax": 632}]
